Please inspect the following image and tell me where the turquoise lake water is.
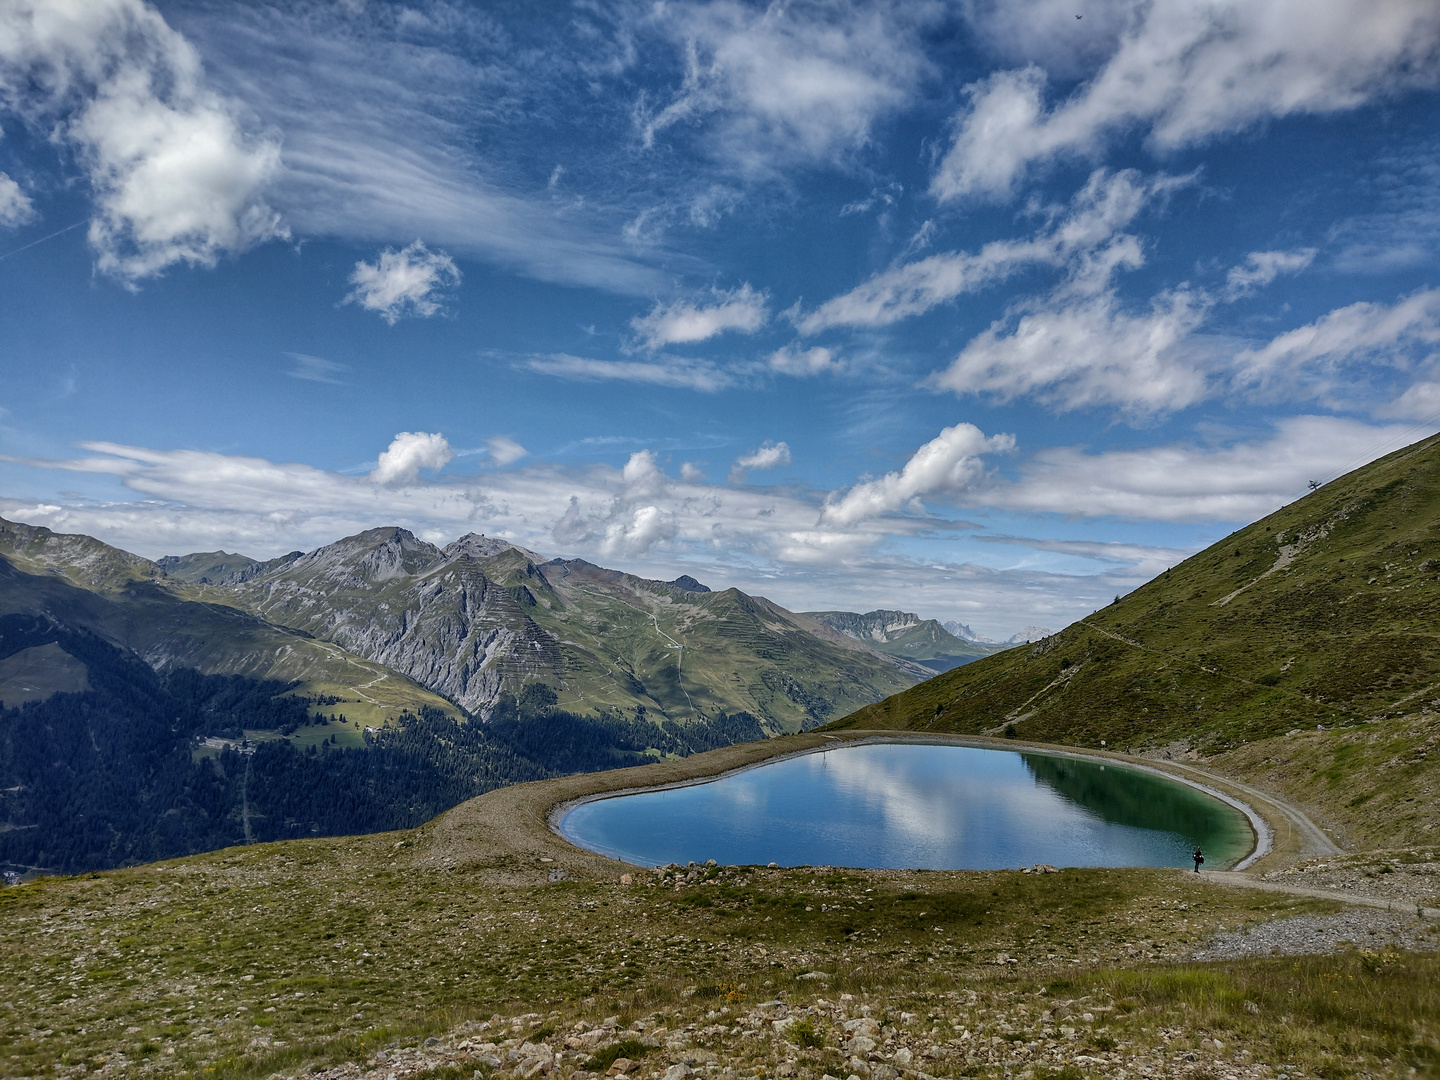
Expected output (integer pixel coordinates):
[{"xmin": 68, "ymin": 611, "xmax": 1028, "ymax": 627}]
[{"xmin": 557, "ymin": 743, "xmax": 1254, "ymax": 871}]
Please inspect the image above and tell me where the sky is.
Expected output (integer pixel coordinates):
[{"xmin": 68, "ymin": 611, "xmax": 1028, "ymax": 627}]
[{"xmin": 1, "ymin": 0, "xmax": 1439, "ymax": 640}]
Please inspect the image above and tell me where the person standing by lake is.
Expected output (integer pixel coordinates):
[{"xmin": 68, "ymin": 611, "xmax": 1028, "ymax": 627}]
[{"xmin": 1193, "ymin": 847, "xmax": 1204, "ymax": 872}]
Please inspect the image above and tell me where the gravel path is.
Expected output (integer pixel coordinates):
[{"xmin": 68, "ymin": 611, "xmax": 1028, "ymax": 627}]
[{"xmin": 1193, "ymin": 909, "xmax": 1440, "ymax": 959}]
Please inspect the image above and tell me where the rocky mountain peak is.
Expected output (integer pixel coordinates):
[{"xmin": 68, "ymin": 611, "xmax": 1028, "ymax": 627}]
[
  {"xmin": 943, "ymin": 620, "xmax": 997, "ymax": 644},
  {"xmin": 287, "ymin": 526, "xmax": 442, "ymax": 584},
  {"xmin": 1007, "ymin": 625, "xmax": 1054, "ymax": 643},
  {"xmin": 444, "ymin": 533, "xmax": 520, "ymax": 561}
]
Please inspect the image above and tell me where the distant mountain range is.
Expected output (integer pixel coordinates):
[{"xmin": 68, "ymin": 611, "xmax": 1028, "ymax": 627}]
[
  {"xmin": 1, "ymin": 519, "xmax": 946, "ymax": 734},
  {"xmin": 804, "ymin": 609, "xmax": 1004, "ymax": 672},
  {"xmin": 942, "ymin": 620, "xmax": 1054, "ymax": 645}
]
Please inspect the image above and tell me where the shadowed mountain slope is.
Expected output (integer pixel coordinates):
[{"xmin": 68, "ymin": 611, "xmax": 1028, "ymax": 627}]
[{"xmin": 0, "ymin": 519, "xmax": 458, "ymax": 725}]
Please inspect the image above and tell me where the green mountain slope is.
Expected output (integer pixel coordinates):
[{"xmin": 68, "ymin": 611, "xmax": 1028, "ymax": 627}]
[
  {"xmin": 199, "ymin": 528, "xmax": 923, "ymax": 733},
  {"xmin": 0, "ymin": 519, "xmax": 457, "ymax": 726},
  {"xmin": 803, "ymin": 609, "xmax": 1002, "ymax": 672},
  {"xmin": 832, "ymin": 432, "xmax": 1440, "ymax": 752}
]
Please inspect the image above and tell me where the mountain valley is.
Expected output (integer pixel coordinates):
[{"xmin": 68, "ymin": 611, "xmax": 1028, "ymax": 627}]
[{"xmin": 0, "ymin": 517, "xmax": 955, "ymax": 875}]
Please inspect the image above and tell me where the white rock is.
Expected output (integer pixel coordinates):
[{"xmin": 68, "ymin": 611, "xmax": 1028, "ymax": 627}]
[{"xmin": 847, "ymin": 1035, "xmax": 877, "ymax": 1055}]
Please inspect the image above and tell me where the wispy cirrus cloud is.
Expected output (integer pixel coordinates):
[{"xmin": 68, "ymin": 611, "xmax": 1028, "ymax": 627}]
[
  {"xmin": 934, "ymin": 0, "xmax": 1440, "ymax": 202},
  {"xmin": 977, "ymin": 535, "xmax": 1189, "ymax": 580},
  {"xmin": 986, "ymin": 415, "xmax": 1433, "ymax": 522},
  {"xmin": 797, "ymin": 168, "xmax": 1192, "ymax": 333},
  {"xmin": 631, "ymin": 283, "xmax": 768, "ymax": 349},
  {"xmin": 520, "ymin": 353, "xmax": 735, "ymax": 393},
  {"xmin": 168, "ymin": 0, "xmax": 672, "ymax": 295},
  {"xmin": 768, "ymin": 345, "xmax": 838, "ymax": 375},
  {"xmin": 639, "ymin": 0, "xmax": 937, "ymax": 176},
  {"xmin": 1224, "ymin": 248, "xmax": 1317, "ymax": 299},
  {"xmin": 284, "ymin": 352, "xmax": 348, "ymax": 384},
  {"xmin": 1233, "ymin": 286, "xmax": 1440, "ymax": 400}
]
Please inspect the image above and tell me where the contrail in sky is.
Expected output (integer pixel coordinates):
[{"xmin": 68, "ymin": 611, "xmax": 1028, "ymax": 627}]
[{"xmin": 0, "ymin": 220, "xmax": 86, "ymax": 263}]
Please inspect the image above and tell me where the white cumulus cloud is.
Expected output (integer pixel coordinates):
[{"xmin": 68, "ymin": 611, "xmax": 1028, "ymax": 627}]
[
  {"xmin": 930, "ymin": 286, "xmax": 1214, "ymax": 416},
  {"xmin": 345, "ymin": 240, "xmax": 461, "ymax": 324},
  {"xmin": 631, "ymin": 284, "xmax": 768, "ymax": 350},
  {"xmin": 729, "ymin": 440, "xmax": 791, "ymax": 483},
  {"xmin": 0, "ymin": 0, "xmax": 286, "ymax": 281},
  {"xmin": 934, "ymin": 0, "xmax": 1440, "ymax": 202},
  {"xmin": 821, "ymin": 424, "xmax": 1014, "ymax": 526},
  {"xmin": 370, "ymin": 431, "xmax": 454, "ymax": 486},
  {"xmin": 599, "ymin": 504, "xmax": 678, "ymax": 558}
]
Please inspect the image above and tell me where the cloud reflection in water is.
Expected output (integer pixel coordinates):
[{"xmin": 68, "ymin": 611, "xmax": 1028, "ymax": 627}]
[{"xmin": 560, "ymin": 744, "xmax": 1251, "ymax": 870}]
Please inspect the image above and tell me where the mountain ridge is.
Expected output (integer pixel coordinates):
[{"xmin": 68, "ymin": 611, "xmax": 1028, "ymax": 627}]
[
  {"xmin": 0, "ymin": 519, "xmax": 457, "ymax": 726},
  {"xmin": 2, "ymin": 516, "xmax": 933, "ymax": 734}
]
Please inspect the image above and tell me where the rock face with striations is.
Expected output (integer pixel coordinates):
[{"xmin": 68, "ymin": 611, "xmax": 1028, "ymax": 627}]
[
  {"xmin": 197, "ymin": 527, "xmax": 925, "ymax": 729},
  {"xmin": 221, "ymin": 528, "xmax": 562, "ymax": 715}
]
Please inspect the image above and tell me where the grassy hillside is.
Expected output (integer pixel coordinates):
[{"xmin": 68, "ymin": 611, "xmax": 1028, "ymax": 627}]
[
  {"xmin": 836, "ymin": 431, "xmax": 1440, "ymax": 745},
  {"xmin": 3, "ymin": 803, "xmax": 1433, "ymax": 1080},
  {"xmin": 519, "ymin": 562, "xmax": 923, "ymax": 732},
  {"xmin": 830, "ymin": 432, "xmax": 1440, "ymax": 847}
]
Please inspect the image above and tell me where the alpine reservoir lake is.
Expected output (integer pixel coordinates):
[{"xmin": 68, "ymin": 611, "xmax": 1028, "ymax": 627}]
[{"xmin": 558, "ymin": 742, "xmax": 1254, "ymax": 871}]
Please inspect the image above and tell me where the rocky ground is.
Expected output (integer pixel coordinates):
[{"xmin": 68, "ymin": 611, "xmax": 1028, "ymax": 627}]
[
  {"xmin": 1261, "ymin": 848, "xmax": 1440, "ymax": 909},
  {"xmin": 273, "ymin": 970, "xmax": 1430, "ymax": 1080},
  {"xmin": 4, "ymin": 841, "xmax": 1435, "ymax": 1080},
  {"xmin": 1193, "ymin": 910, "xmax": 1440, "ymax": 960}
]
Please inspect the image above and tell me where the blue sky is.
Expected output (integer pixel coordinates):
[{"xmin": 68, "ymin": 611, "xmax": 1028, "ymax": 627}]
[{"xmin": 2, "ymin": 0, "xmax": 1439, "ymax": 638}]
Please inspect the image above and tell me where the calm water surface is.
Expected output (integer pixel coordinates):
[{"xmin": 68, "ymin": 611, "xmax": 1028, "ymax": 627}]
[{"xmin": 558, "ymin": 743, "xmax": 1253, "ymax": 870}]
